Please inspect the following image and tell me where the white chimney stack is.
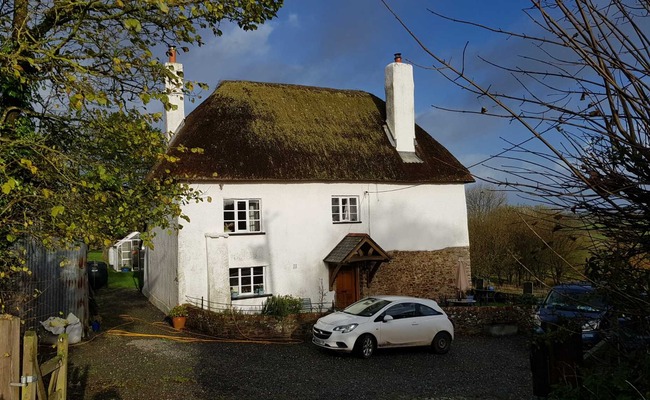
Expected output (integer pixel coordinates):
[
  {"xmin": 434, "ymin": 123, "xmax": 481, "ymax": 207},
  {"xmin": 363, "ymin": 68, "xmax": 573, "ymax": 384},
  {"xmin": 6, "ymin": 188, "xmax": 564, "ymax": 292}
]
[
  {"xmin": 385, "ymin": 53, "xmax": 416, "ymax": 153},
  {"xmin": 164, "ymin": 46, "xmax": 185, "ymax": 142}
]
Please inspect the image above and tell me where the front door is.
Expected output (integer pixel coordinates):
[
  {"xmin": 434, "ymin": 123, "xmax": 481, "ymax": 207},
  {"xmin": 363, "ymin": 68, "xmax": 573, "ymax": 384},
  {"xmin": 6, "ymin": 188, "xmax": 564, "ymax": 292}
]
[{"xmin": 335, "ymin": 267, "xmax": 358, "ymax": 309}]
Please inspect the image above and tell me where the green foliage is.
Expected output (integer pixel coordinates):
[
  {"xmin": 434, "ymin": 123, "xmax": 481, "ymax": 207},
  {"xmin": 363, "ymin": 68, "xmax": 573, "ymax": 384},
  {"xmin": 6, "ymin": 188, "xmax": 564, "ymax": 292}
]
[
  {"xmin": 261, "ymin": 295, "xmax": 302, "ymax": 318},
  {"xmin": 467, "ymin": 190, "xmax": 588, "ymax": 285},
  {"xmin": 169, "ymin": 304, "xmax": 188, "ymax": 318},
  {"xmin": 0, "ymin": 0, "xmax": 283, "ymax": 312}
]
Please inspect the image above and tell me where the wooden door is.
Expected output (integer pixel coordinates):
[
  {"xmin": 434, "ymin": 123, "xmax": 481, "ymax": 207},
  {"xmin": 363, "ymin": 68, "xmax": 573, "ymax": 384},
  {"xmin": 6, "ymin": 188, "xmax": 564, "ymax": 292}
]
[{"xmin": 335, "ymin": 267, "xmax": 358, "ymax": 309}]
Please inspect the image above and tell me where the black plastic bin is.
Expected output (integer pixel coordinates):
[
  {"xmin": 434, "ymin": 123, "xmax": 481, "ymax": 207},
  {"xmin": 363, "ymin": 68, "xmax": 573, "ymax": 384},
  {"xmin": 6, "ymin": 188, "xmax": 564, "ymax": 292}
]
[{"xmin": 87, "ymin": 261, "xmax": 108, "ymax": 290}]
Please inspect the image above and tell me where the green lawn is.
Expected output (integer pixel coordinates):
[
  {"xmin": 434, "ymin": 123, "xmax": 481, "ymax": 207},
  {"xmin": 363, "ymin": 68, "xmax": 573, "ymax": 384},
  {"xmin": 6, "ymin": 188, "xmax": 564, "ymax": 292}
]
[{"xmin": 88, "ymin": 249, "xmax": 142, "ymax": 290}]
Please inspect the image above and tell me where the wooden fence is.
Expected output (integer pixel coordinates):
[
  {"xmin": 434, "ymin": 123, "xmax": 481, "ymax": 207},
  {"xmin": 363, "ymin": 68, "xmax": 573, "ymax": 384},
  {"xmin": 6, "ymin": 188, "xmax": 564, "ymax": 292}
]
[{"xmin": 0, "ymin": 315, "xmax": 68, "ymax": 400}]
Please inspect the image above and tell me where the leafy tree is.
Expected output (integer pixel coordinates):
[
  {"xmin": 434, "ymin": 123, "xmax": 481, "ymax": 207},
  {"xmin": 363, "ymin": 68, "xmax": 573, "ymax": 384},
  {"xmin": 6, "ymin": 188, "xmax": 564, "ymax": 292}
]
[
  {"xmin": 384, "ymin": 0, "xmax": 650, "ymax": 397},
  {"xmin": 0, "ymin": 0, "xmax": 283, "ymax": 311},
  {"xmin": 467, "ymin": 186, "xmax": 584, "ymax": 286}
]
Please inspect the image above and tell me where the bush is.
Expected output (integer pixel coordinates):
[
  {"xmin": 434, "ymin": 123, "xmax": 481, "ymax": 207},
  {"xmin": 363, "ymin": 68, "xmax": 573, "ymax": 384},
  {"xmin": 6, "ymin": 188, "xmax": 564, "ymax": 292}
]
[{"xmin": 261, "ymin": 295, "xmax": 302, "ymax": 318}]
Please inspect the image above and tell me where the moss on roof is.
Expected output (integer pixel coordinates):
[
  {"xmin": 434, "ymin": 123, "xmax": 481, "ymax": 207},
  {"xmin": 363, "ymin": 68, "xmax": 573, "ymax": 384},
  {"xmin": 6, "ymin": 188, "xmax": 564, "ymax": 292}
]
[{"xmin": 154, "ymin": 80, "xmax": 473, "ymax": 183}]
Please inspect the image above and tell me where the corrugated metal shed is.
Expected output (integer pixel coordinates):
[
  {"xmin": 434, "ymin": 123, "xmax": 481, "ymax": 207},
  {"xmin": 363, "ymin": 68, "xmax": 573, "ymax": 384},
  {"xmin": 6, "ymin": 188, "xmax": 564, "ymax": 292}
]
[{"xmin": 17, "ymin": 240, "xmax": 89, "ymax": 332}]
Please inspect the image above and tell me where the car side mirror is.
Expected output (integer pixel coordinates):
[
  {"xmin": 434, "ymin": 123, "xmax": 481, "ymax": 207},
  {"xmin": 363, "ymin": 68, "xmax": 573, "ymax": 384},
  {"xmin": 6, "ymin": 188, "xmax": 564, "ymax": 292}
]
[{"xmin": 383, "ymin": 315, "xmax": 393, "ymax": 323}]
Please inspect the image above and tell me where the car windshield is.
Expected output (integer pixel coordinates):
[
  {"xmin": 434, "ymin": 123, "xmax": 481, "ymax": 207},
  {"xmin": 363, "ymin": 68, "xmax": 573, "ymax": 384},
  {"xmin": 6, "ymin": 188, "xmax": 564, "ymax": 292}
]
[
  {"xmin": 544, "ymin": 289, "xmax": 605, "ymax": 312},
  {"xmin": 343, "ymin": 298, "xmax": 392, "ymax": 317}
]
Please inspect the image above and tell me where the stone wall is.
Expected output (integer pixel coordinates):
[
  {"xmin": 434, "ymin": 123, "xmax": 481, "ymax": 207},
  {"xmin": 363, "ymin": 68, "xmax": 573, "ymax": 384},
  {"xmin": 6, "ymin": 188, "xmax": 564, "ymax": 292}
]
[
  {"xmin": 186, "ymin": 303, "xmax": 534, "ymax": 340},
  {"xmin": 186, "ymin": 305, "xmax": 321, "ymax": 340},
  {"xmin": 363, "ymin": 247, "xmax": 471, "ymax": 301},
  {"xmin": 445, "ymin": 305, "xmax": 535, "ymax": 336}
]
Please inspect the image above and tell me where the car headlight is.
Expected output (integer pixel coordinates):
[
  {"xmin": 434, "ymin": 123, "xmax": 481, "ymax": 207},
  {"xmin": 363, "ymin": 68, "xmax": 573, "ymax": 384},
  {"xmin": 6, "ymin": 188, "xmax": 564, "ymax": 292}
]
[
  {"xmin": 582, "ymin": 319, "xmax": 600, "ymax": 332},
  {"xmin": 333, "ymin": 323, "xmax": 358, "ymax": 333}
]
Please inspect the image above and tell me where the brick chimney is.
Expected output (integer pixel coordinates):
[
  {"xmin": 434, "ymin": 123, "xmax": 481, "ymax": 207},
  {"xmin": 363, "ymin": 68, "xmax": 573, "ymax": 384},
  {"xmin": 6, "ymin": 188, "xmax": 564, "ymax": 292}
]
[
  {"xmin": 164, "ymin": 46, "xmax": 185, "ymax": 142},
  {"xmin": 385, "ymin": 53, "xmax": 416, "ymax": 153}
]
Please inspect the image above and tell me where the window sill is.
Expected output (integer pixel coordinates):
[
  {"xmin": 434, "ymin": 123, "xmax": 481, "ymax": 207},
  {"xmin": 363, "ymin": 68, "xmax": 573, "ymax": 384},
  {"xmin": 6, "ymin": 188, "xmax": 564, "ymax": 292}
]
[
  {"xmin": 231, "ymin": 293, "xmax": 272, "ymax": 300},
  {"xmin": 224, "ymin": 231, "xmax": 266, "ymax": 236},
  {"xmin": 332, "ymin": 221, "xmax": 362, "ymax": 224}
]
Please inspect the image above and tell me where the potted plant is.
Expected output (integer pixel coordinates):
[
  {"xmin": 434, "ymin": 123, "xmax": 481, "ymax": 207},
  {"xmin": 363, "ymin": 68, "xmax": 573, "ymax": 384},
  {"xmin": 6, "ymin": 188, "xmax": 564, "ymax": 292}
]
[{"xmin": 169, "ymin": 304, "xmax": 188, "ymax": 330}]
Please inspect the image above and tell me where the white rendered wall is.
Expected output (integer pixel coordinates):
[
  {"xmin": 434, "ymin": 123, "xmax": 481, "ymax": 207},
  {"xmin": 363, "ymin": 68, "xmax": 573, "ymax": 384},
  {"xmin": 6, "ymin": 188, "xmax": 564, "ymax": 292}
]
[{"xmin": 173, "ymin": 182, "xmax": 469, "ymax": 308}]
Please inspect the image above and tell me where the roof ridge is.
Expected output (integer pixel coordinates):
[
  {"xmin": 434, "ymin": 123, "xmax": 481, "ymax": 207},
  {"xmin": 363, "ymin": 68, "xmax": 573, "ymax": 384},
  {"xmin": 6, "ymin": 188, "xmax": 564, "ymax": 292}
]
[{"xmin": 216, "ymin": 79, "xmax": 371, "ymax": 96}]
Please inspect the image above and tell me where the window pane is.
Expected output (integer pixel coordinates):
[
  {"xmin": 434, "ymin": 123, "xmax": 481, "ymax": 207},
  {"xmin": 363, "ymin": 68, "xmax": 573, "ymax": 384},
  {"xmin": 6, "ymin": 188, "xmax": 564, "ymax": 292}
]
[
  {"xmin": 249, "ymin": 200, "xmax": 260, "ymax": 210},
  {"xmin": 250, "ymin": 221, "xmax": 261, "ymax": 231},
  {"xmin": 224, "ymin": 211, "xmax": 235, "ymax": 221},
  {"xmin": 349, "ymin": 198, "xmax": 357, "ymax": 206},
  {"xmin": 237, "ymin": 201, "xmax": 246, "ymax": 210},
  {"xmin": 229, "ymin": 269, "xmax": 238, "ymax": 278},
  {"xmin": 238, "ymin": 221, "xmax": 247, "ymax": 230},
  {"xmin": 229, "ymin": 277, "xmax": 238, "ymax": 287},
  {"xmin": 238, "ymin": 210, "xmax": 247, "ymax": 220},
  {"xmin": 332, "ymin": 198, "xmax": 339, "ymax": 206},
  {"xmin": 241, "ymin": 286, "xmax": 252, "ymax": 293},
  {"xmin": 253, "ymin": 267, "xmax": 263, "ymax": 275},
  {"xmin": 224, "ymin": 200, "xmax": 234, "ymax": 210},
  {"xmin": 241, "ymin": 268, "xmax": 251, "ymax": 276},
  {"xmin": 242, "ymin": 276, "xmax": 251, "ymax": 286},
  {"xmin": 253, "ymin": 276, "xmax": 263, "ymax": 284}
]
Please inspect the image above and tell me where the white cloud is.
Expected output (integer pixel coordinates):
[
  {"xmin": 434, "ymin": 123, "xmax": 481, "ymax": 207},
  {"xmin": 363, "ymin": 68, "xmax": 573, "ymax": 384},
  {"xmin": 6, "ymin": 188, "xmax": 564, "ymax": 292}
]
[
  {"xmin": 288, "ymin": 13, "xmax": 299, "ymax": 27},
  {"xmin": 201, "ymin": 23, "xmax": 274, "ymax": 59}
]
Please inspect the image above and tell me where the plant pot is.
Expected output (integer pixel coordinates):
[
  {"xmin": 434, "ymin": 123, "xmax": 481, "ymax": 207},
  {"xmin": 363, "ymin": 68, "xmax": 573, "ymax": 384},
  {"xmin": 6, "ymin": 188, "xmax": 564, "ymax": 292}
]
[{"xmin": 172, "ymin": 316, "xmax": 186, "ymax": 330}]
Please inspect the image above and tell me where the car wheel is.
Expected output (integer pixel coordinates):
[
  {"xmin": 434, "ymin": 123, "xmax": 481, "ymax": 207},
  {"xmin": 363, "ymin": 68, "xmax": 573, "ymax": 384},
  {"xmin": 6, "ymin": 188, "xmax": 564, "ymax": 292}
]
[
  {"xmin": 354, "ymin": 334, "xmax": 376, "ymax": 359},
  {"xmin": 432, "ymin": 331, "xmax": 452, "ymax": 354}
]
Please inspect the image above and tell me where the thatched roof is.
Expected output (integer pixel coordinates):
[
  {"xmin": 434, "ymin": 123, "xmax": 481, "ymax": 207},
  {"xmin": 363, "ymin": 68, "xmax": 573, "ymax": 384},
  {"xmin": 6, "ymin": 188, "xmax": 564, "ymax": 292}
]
[{"xmin": 153, "ymin": 80, "xmax": 473, "ymax": 183}]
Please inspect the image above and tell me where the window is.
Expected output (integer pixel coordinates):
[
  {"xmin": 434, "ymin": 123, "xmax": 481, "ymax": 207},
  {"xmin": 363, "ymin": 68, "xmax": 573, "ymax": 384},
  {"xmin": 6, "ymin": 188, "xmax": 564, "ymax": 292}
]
[
  {"xmin": 331, "ymin": 196, "xmax": 359, "ymax": 222},
  {"xmin": 224, "ymin": 199, "xmax": 261, "ymax": 233},
  {"xmin": 384, "ymin": 303, "xmax": 417, "ymax": 320},
  {"xmin": 229, "ymin": 267, "xmax": 265, "ymax": 296},
  {"xmin": 417, "ymin": 304, "xmax": 442, "ymax": 316}
]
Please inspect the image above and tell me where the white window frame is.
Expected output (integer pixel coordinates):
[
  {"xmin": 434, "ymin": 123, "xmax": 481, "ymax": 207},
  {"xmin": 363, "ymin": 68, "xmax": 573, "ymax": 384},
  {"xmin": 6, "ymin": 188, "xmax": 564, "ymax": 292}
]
[
  {"xmin": 224, "ymin": 199, "xmax": 262, "ymax": 233},
  {"xmin": 229, "ymin": 266, "xmax": 266, "ymax": 297},
  {"xmin": 331, "ymin": 195, "xmax": 359, "ymax": 223}
]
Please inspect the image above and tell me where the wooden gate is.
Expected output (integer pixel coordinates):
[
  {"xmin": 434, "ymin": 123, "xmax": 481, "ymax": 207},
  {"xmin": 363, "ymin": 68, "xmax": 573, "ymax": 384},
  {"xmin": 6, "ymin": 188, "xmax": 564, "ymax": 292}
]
[{"xmin": 0, "ymin": 316, "xmax": 68, "ymax": 400}]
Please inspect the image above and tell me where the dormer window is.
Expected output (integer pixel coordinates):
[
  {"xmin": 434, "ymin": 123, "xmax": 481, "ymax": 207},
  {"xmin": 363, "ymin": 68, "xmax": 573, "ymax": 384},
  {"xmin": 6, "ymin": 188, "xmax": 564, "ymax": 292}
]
[{"xmin": 332, "ymin": 196, "xmax": 359, "ymax": 223}]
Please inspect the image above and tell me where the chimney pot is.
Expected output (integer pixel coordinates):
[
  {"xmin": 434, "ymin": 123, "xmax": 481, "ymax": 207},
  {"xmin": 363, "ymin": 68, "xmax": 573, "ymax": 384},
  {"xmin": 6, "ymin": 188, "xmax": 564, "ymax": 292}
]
[
  {"xmin": 167, "ymin": 46, "xmax": 177, "ymax": 63},
  {"xmin": 394, "ymin": 53, "xmax": 402, "ymax": 63}
]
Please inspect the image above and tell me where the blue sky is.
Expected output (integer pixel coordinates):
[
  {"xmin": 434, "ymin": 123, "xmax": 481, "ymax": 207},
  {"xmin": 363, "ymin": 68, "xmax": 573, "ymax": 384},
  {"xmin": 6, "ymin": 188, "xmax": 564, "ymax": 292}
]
[{"xmin": 171, "ymin": 0, "xmax": 535, "ymax": 186}]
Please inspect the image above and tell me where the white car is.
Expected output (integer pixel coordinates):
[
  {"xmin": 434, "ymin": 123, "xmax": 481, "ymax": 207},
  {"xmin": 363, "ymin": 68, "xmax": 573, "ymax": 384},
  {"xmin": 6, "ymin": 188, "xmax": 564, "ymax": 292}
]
[{"xmin": 312, "ymin": 295, "xmax": 454, "ymax": 358}]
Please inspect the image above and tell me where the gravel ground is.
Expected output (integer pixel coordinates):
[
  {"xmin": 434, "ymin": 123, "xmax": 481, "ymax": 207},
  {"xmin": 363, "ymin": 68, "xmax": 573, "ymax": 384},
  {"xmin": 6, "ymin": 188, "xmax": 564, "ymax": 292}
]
[{"xmin": 67, "ymin": 287, "xmax": 536, "ymax": 400}]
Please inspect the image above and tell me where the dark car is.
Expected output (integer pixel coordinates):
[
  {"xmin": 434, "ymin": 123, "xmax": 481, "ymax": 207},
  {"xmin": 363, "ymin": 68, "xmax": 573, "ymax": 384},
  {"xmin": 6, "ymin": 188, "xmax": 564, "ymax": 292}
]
[{"xmin": 534, "ymin": 283, "xmax": 606, "ymax": 347}]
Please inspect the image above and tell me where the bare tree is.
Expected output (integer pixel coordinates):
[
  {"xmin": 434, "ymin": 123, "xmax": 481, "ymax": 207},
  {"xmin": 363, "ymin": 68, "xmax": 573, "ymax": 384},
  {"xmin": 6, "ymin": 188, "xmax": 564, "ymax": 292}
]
[
  {"xmin": 382, "ymin": 1, "xmax": 650, "ymax": 397},
  {"xmin": 466, "ymin": 183, "xmax": 507, "ymax": 221}
]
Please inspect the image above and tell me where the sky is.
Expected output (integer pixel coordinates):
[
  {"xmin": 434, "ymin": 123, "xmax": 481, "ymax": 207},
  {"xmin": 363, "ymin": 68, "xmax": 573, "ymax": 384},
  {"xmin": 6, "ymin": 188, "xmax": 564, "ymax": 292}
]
[{"xmin": 168, "ymin": 0, "xmax": 538, "ymax": 189}]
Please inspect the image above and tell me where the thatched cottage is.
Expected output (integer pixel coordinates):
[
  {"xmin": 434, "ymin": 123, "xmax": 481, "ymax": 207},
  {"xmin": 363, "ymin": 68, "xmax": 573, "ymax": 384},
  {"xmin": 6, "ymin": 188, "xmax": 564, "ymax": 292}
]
[{"xmin": 145, "ymin": 51, "xmax": 473, "ymax": 313}]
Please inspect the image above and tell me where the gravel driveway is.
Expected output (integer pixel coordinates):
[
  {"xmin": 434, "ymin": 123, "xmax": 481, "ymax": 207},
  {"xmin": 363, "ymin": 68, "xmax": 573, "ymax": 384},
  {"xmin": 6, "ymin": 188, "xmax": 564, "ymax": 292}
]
[{"xmin": 67, "ymin": 288, "xmax": 535, "ymax": 400}]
